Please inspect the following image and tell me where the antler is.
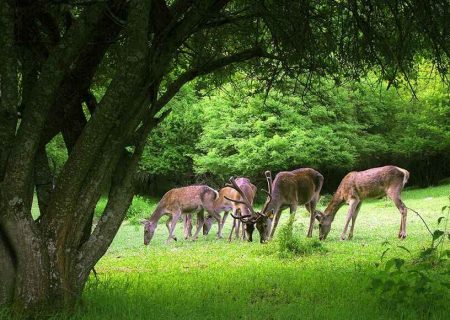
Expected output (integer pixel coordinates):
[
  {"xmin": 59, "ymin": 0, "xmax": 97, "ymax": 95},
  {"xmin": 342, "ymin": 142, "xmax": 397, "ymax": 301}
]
[
  {"xmin": 230, "ymin": 212, "xmax": 252, "ymax": 222},
  {"xmin": 230, "ymin": 212, "xmax": 263, "ymax": 223},
  {"xmin": 261, "ymin": 189, "xmax": 272, "ymax": 204},
  {"xmin": 265, "ymin": 170, "xmax": 273, "ymax": 194},
  {"xmin": 225, "ymin": 177, "xmax": 257, "ymax": 216}
]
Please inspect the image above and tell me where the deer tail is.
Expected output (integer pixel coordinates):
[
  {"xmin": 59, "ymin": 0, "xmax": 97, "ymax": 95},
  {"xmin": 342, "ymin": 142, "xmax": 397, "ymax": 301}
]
[
  {"xmin": 204, "ymin": 186, "xmax": 219, "ymax": 200},
  {"xmin": 314, "ymin": 172, "xmax": 325, "ymax": 193},
  {"xmin": 397, "ymin": 167, "xmax": 410, "ymax": 186}
]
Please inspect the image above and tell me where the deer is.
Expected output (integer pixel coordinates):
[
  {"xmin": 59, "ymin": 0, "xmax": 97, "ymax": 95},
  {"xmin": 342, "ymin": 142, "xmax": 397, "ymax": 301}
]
[
  {"xmin": 315, "ymin": 165, "xmax": 410, "ymax": 241},
  {"xmin": 142, "ymin": 185, "xmax": 223, "ymax": 245},
  {"xmin": 227, "ymin": 168, "xmax": 324, "ymax": 243},
  {"xmin": 203, "ymin": 178, "xmax": 257, "ymax": 241}
]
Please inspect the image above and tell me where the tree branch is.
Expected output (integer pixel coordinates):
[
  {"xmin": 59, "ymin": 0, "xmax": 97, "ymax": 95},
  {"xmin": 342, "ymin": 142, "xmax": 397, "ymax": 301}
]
[{"xmin": 155, "ymin": 47, "xmax": 266, "ymax": 110}]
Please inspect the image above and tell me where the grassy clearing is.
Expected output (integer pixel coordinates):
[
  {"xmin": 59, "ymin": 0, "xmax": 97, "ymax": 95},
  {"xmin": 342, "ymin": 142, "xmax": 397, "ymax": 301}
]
[{"xmin": 56, "ymin": 185, "xmax": 450, "ymax": 319}]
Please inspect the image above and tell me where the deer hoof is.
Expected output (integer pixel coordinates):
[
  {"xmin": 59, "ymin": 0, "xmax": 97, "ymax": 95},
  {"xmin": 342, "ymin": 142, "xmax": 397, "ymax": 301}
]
[
  {"xmin": 340, "ymin": 235, "xmax": 346, "ymax": 241},
  {"xmin": 398, "ymin": 231, "xmax": 407, "ymax": 239},
  {"xmin": 348, "ymin": 234, "xmax": 353, "ymax": 240}
]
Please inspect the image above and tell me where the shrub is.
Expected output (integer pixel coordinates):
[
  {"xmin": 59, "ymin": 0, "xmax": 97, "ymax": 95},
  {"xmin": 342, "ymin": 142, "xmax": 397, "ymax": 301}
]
[
  {"xmin": 277, "ymin": 214, "xmax": 324, "ymax": 258},
  {"xmin": 370, "ymin": 201, "xmax": 450, "ymax": 316},
  {"xmin": 126, "ymin": 196, "xmax": 156, "ymax": 225}
]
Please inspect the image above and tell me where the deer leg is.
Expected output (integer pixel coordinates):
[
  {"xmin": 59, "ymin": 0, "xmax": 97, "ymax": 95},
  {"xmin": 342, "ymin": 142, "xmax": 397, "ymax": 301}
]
[
  {"xmin": 183, "ymin": 214, "xmax": 193, "ymax": 240},
  {"xmin": 387, "ymin": 188, "xmax": 408, "ymax": 239},
  {"xmin": 167, "ymin": 211, "xmax": 181, "ymax": 243},
  {"xmin": 166, "ymin": 216, "xmax": 172, "ymax": 234},
  {"xmin": 242, "ymin": 222, "xmax": 247, "ymax": 240},
  {"xmin": 237, "ymin": 220, "xmax": 244, "ymax": 239},
  {"xmin": 221, "ymin": 211, "xmax": 229, "ymax": 229},
  {"xmin": 348, "ymin": 202, "xmax": 362, "ymax": 240},
  {"xmin": 341, "ymin": 199, "xmax": 360, "ymax": 240},
  {"xmin": 192, "ymin": 210, "xmax": 205, "ymax": 240},
  {"xmin": 306, "ymin": 201, "xmax": 317, "ymax": 238},
  {"xmin": 393, "ymin": 197, "xmax": 407, "ymax": 239},
  {"xmin": 209, "ymin": 211, "xmax": 223, "ymax": 239},
  {"xmin": 228, "ymin": 216, "xmax": 236, "ymax": 242},
  {"xmin": 228, "ymin": 209, "xmax": 238, "ymax": 242},
  {"xmin": 270, "ymin": 210, "xmax": 283, "ymax": 239}
]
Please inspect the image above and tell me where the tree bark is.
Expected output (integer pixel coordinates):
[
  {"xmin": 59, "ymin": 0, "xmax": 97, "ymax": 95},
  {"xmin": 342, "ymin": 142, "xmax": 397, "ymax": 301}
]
[
  {"xmin": 0, "ymin": 0, "xmax": 18, "ymax": 180},
  {"xmin": 0, "ymin": 229, "xmax": 15, "ymax": 306}
]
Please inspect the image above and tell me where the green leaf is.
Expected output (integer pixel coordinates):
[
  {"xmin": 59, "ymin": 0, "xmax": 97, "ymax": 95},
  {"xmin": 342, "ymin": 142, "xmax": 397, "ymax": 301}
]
[
  {"xmin": 394, "ymin": 258, "xmax": 405, "ymax": 270},
  {"xmin": 397, "ymin": 246, "xmax": 411, "ymax": 254},
  {"xmin": 380, "ymin": 248, "xmax": 390, "ymax": 261},
  {"xmin": 432, "ymin": 230, "xmax": 445, "ymax": 241},
  {"xmin": 385, "ymin": 258, "xmax": 396, "ymax": 271},
  {"xmin": 437, "ymin": 216, "xmax": 445, "ymax": 224}
]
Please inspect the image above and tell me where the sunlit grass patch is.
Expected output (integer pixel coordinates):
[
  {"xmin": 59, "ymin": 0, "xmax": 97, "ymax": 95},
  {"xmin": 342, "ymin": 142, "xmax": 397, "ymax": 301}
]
[{"xmin": 70, "ymin": 184, "xmax": 450, "ymax": 319}]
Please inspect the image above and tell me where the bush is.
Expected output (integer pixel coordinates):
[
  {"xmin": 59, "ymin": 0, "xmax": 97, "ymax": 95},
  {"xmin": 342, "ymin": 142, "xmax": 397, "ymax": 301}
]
[
  {"xmin": 126, "ymin": 196, "xmax": 157, "ymax": 225},
  {"xmin": 277, "ymin": 215, "xmax": 324, "ymax": 258},
  {"xmin": 369, "ymin": 202, "xmax": 450, "ymax": 316}
]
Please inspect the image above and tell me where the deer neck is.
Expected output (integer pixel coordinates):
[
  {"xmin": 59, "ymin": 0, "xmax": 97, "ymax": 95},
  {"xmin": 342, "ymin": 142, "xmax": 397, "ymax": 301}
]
[
  {"xmin": 324, "ymin": 194, "xmax": 344, "ymax": 221},
  {"xmin": 149, "ymin": 206, "xmax": 165, "ymax": 223},
  {"xmin": 212, "ymin": 196, "xmax": 226, "ymax": 212},
  {"xmin": 263, "ymin": 193, "xmax": 281, "ymax": 216}
]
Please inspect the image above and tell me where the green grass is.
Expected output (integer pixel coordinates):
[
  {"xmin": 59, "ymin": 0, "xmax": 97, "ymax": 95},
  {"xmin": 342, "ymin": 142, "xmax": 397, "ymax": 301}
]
[{"xmin": 54, "ymin": 185, "xmax": 450, "ymax": 318}]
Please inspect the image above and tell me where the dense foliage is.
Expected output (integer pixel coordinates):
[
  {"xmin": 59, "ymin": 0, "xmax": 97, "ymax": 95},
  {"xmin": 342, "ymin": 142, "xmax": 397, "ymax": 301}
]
[{"xmin": 138, "ymin": 67, "xmax": 450, "ymax": 192}]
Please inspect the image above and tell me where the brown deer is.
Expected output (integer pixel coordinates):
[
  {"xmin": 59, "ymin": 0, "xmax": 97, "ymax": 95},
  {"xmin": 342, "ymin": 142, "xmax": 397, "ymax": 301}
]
[
  {"xmin": 203, "ymin": 178, "xmax": 257, "ymax": 241},
  {"xmin": 315, "ymin": 165, "xmax": 410, "ymax": 241},
  {"xmin": 142, "ymin": 185, "xmax": 223, "ymax": 245},
  {"xmin": 228, "ymin": 168, "xmax": 324, "ymax": 242}
]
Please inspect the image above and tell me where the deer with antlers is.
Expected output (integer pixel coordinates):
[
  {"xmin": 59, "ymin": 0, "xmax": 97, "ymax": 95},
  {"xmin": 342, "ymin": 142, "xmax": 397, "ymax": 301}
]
[
  {"xmin": 315, "ymin": 165, "xmax": 410, "ymax": 241},
  {"xmin": 142, "ymin": 185, "xmax": 223, "ymax": 245},
  {"xmin": 203, "ymin": 178, "xmax": 257, "ymax": 241},
  {"xmin": 227, "ymin": 168, "xmax": 324, "ymax": 242}
]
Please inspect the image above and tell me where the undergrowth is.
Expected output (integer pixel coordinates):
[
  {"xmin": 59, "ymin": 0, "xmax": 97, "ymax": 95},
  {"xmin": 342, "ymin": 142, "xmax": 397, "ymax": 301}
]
[
  {"xmin": 370, "ymin": 197, "xmax": 450, "ymax": 317},
  {"xmin": 277, "ymin": 214, "xmax": 325, "ymax": 258}
]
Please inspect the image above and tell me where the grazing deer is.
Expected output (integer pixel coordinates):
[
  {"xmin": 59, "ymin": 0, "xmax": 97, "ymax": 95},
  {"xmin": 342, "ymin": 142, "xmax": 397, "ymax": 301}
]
[
  {"xmin": 142, "ymin": 185, "xmax": 223, "ymax": 245},
  {"xmin": 228, "ymin": 168, "xmax": 324, "ymax": 242},
  {"xmin": 315, "ymin": 165, "xmax": 410, "ymax": 241},
  {"xmin": 203, "ymin": 178, "xmax": 257, "ymax": 241}
]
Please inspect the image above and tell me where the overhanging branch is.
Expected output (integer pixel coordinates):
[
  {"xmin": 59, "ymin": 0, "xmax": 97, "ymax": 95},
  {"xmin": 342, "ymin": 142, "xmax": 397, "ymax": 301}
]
[{"xmin": 155, "ymin": 47, "xmax": 267, "ymax": 110}]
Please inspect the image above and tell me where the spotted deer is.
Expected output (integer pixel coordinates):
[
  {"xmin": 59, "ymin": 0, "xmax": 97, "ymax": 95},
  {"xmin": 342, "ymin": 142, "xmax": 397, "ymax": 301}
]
[
  {"xmin": 315, "ymin": 165, "xmax": 410, "ymax": 240},
  {"xmin": 203, "ymin": 178, "xmax": 257, "ymax": 241},
  {"xmin": 142, "ymin": 185, "xmax": 223, "ymax": 245},
  {"xmin": 228, "ymin": 168, "xmax": 324, "ymax": 243}
]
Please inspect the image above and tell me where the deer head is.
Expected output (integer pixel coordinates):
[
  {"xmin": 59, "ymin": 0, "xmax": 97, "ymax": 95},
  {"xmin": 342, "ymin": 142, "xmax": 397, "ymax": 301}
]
[
  {"xmin": 225, "ymin": 173, "xmax": 275, "ymax": 243},
  {"xmin": 315, "ymin": 210, "xmax": 332, "ymax": 240},
  {"xmin": 142, "ymin": 219, "xmax": 157, "ymax": 245}
]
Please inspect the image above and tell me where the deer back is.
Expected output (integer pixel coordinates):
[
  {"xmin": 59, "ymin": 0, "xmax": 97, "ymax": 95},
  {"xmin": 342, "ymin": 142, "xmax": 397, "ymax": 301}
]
[
  {"xmin": 338, "ymin": 166, "xmax": 409, "ymax": 201},
  {"xmin": 160, "ymin": 185, "xmax": 218, "ymax": 212},
  {"xmin": 269, "ymin": 168, "xmax": 323, "ymax": 209}
]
